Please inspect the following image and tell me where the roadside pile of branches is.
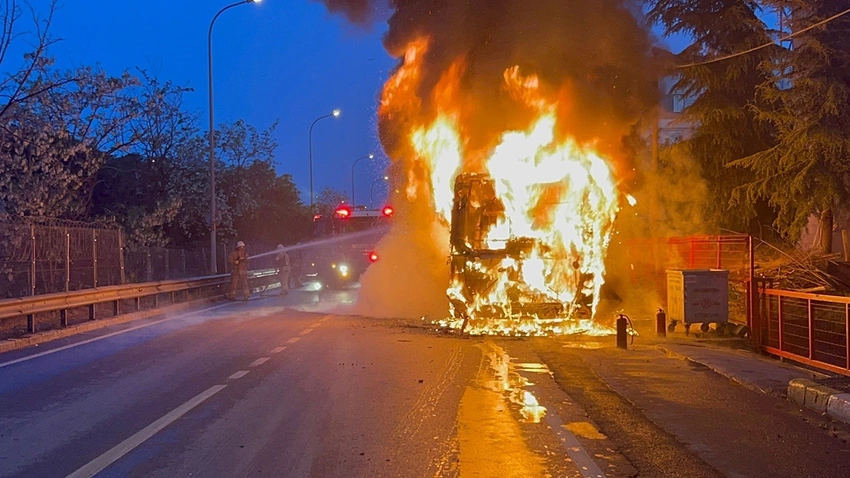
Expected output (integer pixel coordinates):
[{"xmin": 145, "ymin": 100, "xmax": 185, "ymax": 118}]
[{"xmin": 755, "ymin": 242, "xmax": 850, "ymax": 293}]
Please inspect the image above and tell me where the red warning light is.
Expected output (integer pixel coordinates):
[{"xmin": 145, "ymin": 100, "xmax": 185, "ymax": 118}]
[
  {"xmin": 382, "ymin": 206, "xmax": 394, "ymax": 217},
  {"xmin": 368, "ymin": 251, "xmax": 379, "ymax": 263},
  {"xmin": 334, "ymin": 206, "xmax": 352, "ymax": 218}
]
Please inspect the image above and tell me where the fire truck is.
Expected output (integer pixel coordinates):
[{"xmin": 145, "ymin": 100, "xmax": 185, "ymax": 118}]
[{"xmin": 300, "ymin": 204, "xmax": 393, "ymax": 289}]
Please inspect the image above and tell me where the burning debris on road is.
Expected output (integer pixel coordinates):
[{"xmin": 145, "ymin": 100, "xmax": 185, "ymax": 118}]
[{"xmin": 322, "ymin": 0, "xmax": 662, "ymax": 335}]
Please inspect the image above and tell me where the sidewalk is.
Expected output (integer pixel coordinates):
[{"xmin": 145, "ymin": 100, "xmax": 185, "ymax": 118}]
[{"xmin": 640, "ymin": 330, "xmax": 850, "ymax": 425}]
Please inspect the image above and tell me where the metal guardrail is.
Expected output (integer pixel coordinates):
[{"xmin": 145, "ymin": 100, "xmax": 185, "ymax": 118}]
[
  {"xmin": 0, "ymin": 269, "xmax": 278, "ymax": 336},
  {"xmin": 757, "ymin": 287, "xmax": 850, "ymax": 377}
]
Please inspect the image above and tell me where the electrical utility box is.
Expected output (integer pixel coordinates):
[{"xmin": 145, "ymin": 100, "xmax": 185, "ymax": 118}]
[{"xmin": 666, "ymin": 269, "xmax": 729, "ymax": 325}]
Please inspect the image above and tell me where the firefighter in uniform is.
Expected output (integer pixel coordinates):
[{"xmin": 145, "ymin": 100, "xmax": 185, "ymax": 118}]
[
  {"xmin": 228, "ymin": 241, "xmax": 250, "ymax": 300},
  {"xmin": 275, "ymin": 244, "xmax": 291, "ymax": 296}
]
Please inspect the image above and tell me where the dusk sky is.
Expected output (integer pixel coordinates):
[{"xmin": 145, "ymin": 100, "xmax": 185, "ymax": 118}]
[{"xmin": 27, "ymin": 1, "xmax": 687, "ymax": 206}]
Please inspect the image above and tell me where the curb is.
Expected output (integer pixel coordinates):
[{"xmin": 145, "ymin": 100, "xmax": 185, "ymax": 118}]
[
  {"xmin": 0, "ymin": 296, "xmax": 225, "ymax": 355},
  {"xmin": 788, "ymin": 378, "xmax": 850, "ymax": 425}
]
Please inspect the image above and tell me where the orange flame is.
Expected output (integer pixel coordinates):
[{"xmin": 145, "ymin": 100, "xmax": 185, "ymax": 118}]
[{"xmin": 381, "ymin": 38, "xmax": 624, "ymax": 336}]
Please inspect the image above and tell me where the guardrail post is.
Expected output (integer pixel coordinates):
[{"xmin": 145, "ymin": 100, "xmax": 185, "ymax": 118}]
[
  {"xmin": 118, "ymin": 229, "xmax": 127, "ymax": 284},
  {"xmin": 27, "ymin": 314, "xmax": 35, "ymax": 334},
  {"xmin": 88, "ymin": 303, "xmax": 95, "ymax": 321},
  {"xmin": 146, "ymin": 249, "xmax": 153, "ymax": 282},
  {"xmin": 92, "ymin": 229, "xmax": 98, "ymax": 288},
  {"xmin": 30, "ymin": 224, "xmax": 36, "ymax": 296},
  {"xmin": 134, "ymin": 297, "xmax": 140, "ymax": 311},
  {"xmin": 113, "ymin": 300, "xmax": 120, "ymax": 317},
  {"xmin": 65, "ymin": 228, "xmax": 70, "ymax": 292},
  {"xmin": 60, "ymin": 309, "xmax": 68, "ymax": 327}
]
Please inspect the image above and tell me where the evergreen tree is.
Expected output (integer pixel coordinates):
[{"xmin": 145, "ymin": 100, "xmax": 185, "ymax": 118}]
[
  {"xmin": 731, "ymin": 1, "xmax": 850, "ymax": 250},
  {"xmin": 646, "ymin": 0, "xmax": 779, "ymax": 232}
]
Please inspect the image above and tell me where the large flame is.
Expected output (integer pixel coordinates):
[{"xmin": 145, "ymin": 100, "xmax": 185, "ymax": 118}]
[{"xmin": 379, "ymin": 38, "xmax": 625, "ymax": 336}]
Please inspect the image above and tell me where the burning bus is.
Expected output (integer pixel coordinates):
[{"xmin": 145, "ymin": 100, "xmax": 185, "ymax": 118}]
[{"xmin": 300, "ymin": 205, "xmax": 393, "ymax": 289}]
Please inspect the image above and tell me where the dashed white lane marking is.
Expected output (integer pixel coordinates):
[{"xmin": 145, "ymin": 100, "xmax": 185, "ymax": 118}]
[
  {"xmin": 0, "ymin": 302, "xmax": 236, "ymax": 369},
  {"xmin": 249, "ymin": 357, "xmax": 270, "ymax": 367},
  {"xmin": 66, "ymin": 384, "xmax": 227, "ymax": 478},
  {"xmin": 228, "ymin": 370, "xmax": 250, "ymax": 380},
  {"xmin": 67, "ymin": 314, "xmax": 335, "ymax": 477}
]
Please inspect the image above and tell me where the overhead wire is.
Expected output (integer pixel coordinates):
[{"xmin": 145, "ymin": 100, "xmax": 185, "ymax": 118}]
[{"xmin": 676, "ymin": 6, "xmax": 850, "ymax": 68}]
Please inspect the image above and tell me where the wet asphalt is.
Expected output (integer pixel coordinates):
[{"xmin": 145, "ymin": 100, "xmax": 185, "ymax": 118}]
[{"xmin": 0, "ymin": 289, "xmax": 848, "ymax": 477}]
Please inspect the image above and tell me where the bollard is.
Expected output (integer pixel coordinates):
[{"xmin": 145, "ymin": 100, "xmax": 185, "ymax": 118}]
[
  {"xmin": 616, "ymin": 315, "xmax": 628, "ymax": 349},
  {"xmin": 656, "ymin": 308, "xmax": 667, "ymax": 338}
]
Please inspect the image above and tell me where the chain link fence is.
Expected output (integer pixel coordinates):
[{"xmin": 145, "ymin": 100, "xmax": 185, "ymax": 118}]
[{"xmin": 0, "ymin": 217, "xmax": 276, "ymax": 299}]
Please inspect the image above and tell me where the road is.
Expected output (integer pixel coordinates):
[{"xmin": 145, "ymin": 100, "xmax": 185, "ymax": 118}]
[{"xmin": 0, "ymin": 289, "xmax": 848, "ymax": 477}]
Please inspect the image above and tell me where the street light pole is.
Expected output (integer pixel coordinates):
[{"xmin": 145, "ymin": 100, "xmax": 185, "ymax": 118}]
[
  {"xmin": 208, "ymin": 0, "xmax": 260, "ymax": 274},
  {"xmin": 370, "ymin": 176, "xmax": 389, "ymax": 208},
  {"xmin": 350, "ymin": 153, "xmax": 374, "ymax": 206},
  {"xmin": 308, "ymin": 109, "xmax": 340, "ymax": 212}
]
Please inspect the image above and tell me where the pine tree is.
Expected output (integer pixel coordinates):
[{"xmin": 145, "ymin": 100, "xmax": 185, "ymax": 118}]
[
  {"xmin": 731, "ymin": 1, "xmax": 850, "ymax": 250},
  {"xmin": 646, "ymin": 0, "xmax": 779, "ymax": 232}
]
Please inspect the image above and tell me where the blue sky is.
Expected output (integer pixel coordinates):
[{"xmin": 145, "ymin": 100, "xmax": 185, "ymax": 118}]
[{"xmin": 25, "ymin": 1, "xmax": 688, "ymax": 206}]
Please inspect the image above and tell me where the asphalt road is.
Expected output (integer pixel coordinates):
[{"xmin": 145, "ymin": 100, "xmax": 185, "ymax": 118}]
[{"xmin": 0, "ymin": 289, "xmax": 848, "ymax": 477}]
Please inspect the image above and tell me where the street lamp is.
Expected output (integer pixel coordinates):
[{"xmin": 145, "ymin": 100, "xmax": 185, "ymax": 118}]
[
  {"xmin": 309, "ymin": 109, "xmax": 341, "ymax": 212},
  {"xmin": 350, "ymin": 153, "xmax": 375, "ymax": 206},
  {"xmin": 208, "ymin": 0, "xmax": 261, "ymax": 274},
  {"xmin": 370, "ymin": 175, "xmax": 390, "ymax": 208}
]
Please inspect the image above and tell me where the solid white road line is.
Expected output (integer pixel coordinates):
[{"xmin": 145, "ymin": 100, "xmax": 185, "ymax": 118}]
[
  {"xmin": 228, "ymin": 370, "xmax": 250, "ymax": 380},
  {"xmin": 249, "ymin": 357, "xmax": 270, "ymax": 367},
  {"xmin": 66, "ymin": 384, "xmax": 227, "ymax": 478},
  {"xmin": 286, "ymin": 337, "xmax": 300, "ymax": 344},
  {"xmin": 0, "ymin": 302, "xmax": 236, "ymax": 369},
  {"xmin": 270, "ymin": 346, "xmax": 286, "ymax": 354},
  {"xmin": 544, "ymin": 404, "xmax": 607, "ymax": 478}
]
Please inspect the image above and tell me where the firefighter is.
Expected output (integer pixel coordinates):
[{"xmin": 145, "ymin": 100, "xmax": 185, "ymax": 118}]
[
  {"xmin": 228, "ymin": 241, "xmax": 250, "ymax": 300},
  {"xmin": 275, "ymin": 244, "xmax": 291, "ymax": 296}
]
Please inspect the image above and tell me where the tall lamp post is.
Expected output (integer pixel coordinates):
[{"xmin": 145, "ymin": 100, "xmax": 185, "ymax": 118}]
[
  {"xmin": 308, "ymin": 109, "xmax": 341, "ymax": 212},
  {"xmin": 370, "ymin": 176, "xmax": 389, "ymax": 208},
  {"xmin": 208, "ymin": 0, "xmax": 261, "ymax": 274},
  {"xmin": 350, "ymin": 153, "xmax": 374, "ymax": 206}
]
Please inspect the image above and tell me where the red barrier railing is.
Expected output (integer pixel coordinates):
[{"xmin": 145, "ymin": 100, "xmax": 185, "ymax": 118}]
[{"xmin": 757, "ymin": 287, "xmax": 850, "ymax": 376}]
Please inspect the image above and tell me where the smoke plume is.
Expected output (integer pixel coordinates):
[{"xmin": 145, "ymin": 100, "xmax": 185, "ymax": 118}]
[{"xmin": 318, "ymin": 0, "xmax": 662, "ymax": 320}]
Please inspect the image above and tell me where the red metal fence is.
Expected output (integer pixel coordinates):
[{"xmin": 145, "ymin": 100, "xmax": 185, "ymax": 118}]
[{"xmin": 756, "ymin": 286, "xmax": 850, "ymax": 376}]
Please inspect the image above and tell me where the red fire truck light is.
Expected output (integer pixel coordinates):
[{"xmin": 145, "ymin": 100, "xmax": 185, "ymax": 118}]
[
  {"xmin": 368, "ymin": 251, "xmax": 379, "ymax": 263},
  {"xmin": 334, "ymin": 206, "xmax": 351, "ymax": 218},
  {"xmin": 382, "ymin": 206, "xmax": 394, "ymax": 217}
]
